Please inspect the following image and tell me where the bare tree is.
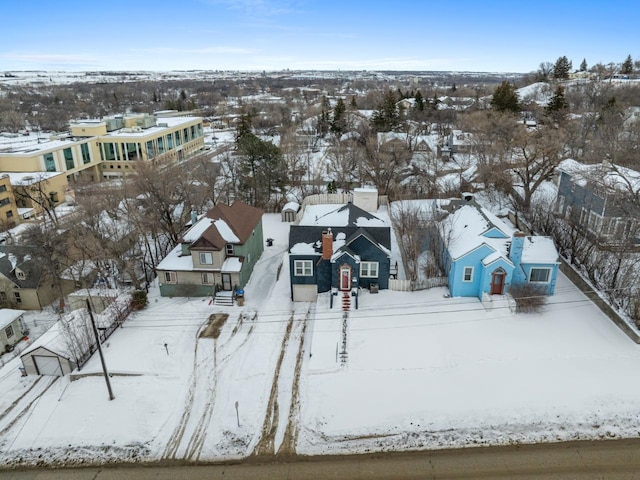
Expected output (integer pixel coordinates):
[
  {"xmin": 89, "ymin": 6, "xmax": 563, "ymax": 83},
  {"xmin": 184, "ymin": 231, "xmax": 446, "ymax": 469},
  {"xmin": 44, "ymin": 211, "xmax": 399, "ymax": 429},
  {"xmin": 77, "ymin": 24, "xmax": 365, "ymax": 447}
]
[{"xmin": 509, "ymin": 126, "xmax": 567, "ymax": 210}]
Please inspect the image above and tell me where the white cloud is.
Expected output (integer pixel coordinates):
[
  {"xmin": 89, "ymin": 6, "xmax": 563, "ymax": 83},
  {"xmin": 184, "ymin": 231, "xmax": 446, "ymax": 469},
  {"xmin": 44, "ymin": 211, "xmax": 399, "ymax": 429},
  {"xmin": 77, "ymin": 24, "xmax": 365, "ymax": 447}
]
[{"xmin": 133, "ymin": 46, "xmax": 258, "ymax": 55}]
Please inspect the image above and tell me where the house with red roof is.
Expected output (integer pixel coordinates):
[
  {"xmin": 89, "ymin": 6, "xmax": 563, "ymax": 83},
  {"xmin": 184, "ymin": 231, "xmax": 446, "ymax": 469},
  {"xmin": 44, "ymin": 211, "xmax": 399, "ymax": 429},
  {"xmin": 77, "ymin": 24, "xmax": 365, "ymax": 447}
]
[{"xmin": 156, "ymin": 201, "xmax": 263, "ymax": 301}]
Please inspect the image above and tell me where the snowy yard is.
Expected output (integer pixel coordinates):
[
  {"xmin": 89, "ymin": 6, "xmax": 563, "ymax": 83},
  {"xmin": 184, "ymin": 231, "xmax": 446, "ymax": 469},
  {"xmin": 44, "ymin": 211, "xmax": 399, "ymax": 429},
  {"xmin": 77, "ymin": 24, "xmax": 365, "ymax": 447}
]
[{"xmin": 1, "ymin": 213, "xmax": 640, "ymax": 468}]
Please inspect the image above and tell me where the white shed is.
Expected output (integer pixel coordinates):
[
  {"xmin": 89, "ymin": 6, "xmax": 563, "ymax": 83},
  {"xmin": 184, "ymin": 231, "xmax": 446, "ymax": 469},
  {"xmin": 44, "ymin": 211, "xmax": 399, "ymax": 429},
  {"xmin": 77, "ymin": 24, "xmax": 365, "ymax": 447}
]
[
  {"xmin": 282, "ymin": 201, "xmax": 300, "ymax": 222},
  {"xmin": 20, "ymin": 321, "xmax": 77, "ymax": 376}
]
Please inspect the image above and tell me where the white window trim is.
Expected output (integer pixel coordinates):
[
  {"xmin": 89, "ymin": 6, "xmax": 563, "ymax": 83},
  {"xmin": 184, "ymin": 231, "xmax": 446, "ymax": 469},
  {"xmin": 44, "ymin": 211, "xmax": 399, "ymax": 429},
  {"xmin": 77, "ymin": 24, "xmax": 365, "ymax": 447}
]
[
  {"xmin": 164, "ymin": 271, "xmax": 177, "ymax": 284},
  {"xmin": 294, "ymin": 260, "xmax": 313, "ymax": 276},
  {"xmin": 462, "ymin": 266, "xmax": 474, "ymax": 282},
  {"xmin": 199, "ymin": 252, "xmax": 213, "ymax": 265},
  {"xmin": 360, "ymin": 261, "xmax": 379, "ymax": 278},
  {"xmin": 528, "ymin": 267, "xmax": 551, "ymax": 284},
  {"xmin": 5, "ymin": 325, "xmax": 14, "ymax": 339},
  {"xmin": 201, "ymin": 272, "xmax": 215, "ymax": 284},
  {"xmin": 226, "ymin": 244, "xmax": 234, "ymax": 256}
]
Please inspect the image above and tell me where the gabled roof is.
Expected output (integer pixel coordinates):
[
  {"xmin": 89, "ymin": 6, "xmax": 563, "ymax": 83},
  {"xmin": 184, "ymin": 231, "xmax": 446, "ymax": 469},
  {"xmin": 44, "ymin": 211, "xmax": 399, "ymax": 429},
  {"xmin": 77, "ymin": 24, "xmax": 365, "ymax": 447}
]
[
  {"xmin": 0, "ymin": 245, "xmax": 44, "ymax": 289},
  {"xmin": 289, "ymin": 225, "xmax": 391, "ymax": 254},
  {"xmin": 444, "ymin": 201, "xmax": 514, "ymax": 261},
  {"xmin": 182, "ymin": 201, "xmax": 262, "ymax": 250},
  {"xmin": 298, "ymin": 202, "xmax": 387, "ymax": 228}
]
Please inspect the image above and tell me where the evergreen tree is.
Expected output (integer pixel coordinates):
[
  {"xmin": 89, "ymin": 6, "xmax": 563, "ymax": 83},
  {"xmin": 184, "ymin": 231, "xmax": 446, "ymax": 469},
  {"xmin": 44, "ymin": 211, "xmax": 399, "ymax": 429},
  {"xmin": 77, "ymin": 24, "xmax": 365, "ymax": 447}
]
[
  {"xmin": 450, "ymin": 82, "xmax": 457, "ymax": 93},
  {"xmin": 330, "ymin": 98, "xmax": 347, "ymax": 134},
  {"xmin": 350, "ymin": 95, "xmax": 358, "ymax": 109},
  {"xmin": 545, "ymin": 85, "xmax": 569, "ymax": 122},
  {"xmin": 237, "ymin": 132, "xmax": 287, "ymax": 209},
  {"xmin": 579, "ymin": 58, "xmax": 588, "ymax": 72},
  {"xmin": 414, "ymin": 90, "xmax": 425, "ymax": 112},
  {"xmin": 317, "ymin": 96, "xmax": 331, "ymax": 136},
  {"xmin": 235, "ymin": 111, "xmax": 253, "ymax": 142},
  {"xmin": 490, "ymin": 81, "xmax": 520, "ymax": 113},
  {"xmin": 371, "ymin": 89, "xmax": 401, "ymax": 132},
  {"xmin": 553, "ymin": 56, "xmax": 572, "ymax": 80},
  {"xmin": 621, "ymin": 54, "xmax": 634, "ymax": 74}
]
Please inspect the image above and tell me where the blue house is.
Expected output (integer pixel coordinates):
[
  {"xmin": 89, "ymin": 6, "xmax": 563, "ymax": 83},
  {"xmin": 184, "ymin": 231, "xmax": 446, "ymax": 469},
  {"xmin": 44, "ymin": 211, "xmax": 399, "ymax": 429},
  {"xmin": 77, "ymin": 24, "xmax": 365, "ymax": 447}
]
[
  {"xmin": 288, "ymin": 202, "xmax": 391, "ymax": 306},
  {"xmin": 439, "ymin": 198, "xmax": 560, "ymax": 299}
]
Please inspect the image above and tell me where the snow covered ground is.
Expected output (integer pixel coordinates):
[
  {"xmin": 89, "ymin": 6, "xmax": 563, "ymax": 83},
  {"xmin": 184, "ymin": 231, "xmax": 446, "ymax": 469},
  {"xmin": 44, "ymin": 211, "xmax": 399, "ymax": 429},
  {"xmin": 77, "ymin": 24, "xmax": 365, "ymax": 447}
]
[{"xmin": 1, "ymin": 213, "xmax": 640, "ymax": 468}]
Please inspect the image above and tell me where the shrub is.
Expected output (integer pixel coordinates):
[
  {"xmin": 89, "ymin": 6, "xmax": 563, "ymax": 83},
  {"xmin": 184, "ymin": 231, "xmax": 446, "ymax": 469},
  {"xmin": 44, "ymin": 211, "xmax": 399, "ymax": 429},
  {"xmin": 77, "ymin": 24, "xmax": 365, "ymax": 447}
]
[
  {"xmin": 131, "ymin": 290, "xmax": 149, "ymax": 310},
  {"xmin": 509, "ymin": 284, "xmax": 547, "ymax": 313}
]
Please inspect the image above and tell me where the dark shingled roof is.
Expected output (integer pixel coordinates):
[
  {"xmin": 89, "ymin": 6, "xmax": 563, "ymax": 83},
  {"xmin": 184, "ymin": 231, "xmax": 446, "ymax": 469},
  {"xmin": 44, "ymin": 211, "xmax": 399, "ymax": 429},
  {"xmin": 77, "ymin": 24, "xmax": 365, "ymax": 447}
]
[
  {"xmin": 304, "ymin": 202, "xmax": 385, "ymax": 228},
  {"xmin": 289, "ymin": 225, "xmax": 390, "ymax": 254},
  {"xmin": 0, "ymin": 245, "xmax": 44, "ymax": 289}
]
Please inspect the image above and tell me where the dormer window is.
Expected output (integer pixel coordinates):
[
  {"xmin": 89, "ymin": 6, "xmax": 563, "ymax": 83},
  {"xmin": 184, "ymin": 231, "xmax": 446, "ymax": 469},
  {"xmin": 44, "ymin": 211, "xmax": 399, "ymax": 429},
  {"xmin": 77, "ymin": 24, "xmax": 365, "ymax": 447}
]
[
  {"xmin": 226, "ymin": 244, "xmax": 234, "ymax": 256},
  {"xmin": 16, "ymin": 269, "xmax": 25, "ymax": 280}
]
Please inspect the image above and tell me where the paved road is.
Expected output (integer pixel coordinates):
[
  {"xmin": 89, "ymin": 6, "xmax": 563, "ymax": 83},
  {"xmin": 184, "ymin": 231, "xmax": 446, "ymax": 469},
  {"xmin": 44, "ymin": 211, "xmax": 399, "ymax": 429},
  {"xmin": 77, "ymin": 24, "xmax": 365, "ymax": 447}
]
[{"xmin": 4, "ymin": 439, "xmax": 640, "ymax": 479}]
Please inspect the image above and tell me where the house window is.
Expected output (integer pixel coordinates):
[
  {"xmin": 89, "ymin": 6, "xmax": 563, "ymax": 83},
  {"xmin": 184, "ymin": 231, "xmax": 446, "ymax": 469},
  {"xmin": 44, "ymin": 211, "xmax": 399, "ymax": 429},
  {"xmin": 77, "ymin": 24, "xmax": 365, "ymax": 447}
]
[
  {"xmin": 201, "ymin": 272, "xmax": 215, "ymax": 284},
  {"xmin": 6, "ymin": 211, "xmax": 13, "ymax": 219},
  {"xmin": 529, "ymin": 268, "xmax": 551, "ymax": 283},
  {"xmin": 463, "ymin": 266, "xmax": 474, "ymax": 282},
  {"xmin": 0, "ymin": 185, "xmax": 6, "ymax": 192},
  {"xmin": 602, "ymin": 218, "xmax": 616, "ymax": 236},
  {"xmin": 16, "ymin": 270, "xmax": 25, "ymax": 280},
  {"xmin": 199, "ymin": 252, "xmax": 213, "ymax": 265},
  {"xmin": 587, "ymin": 212, "xmax": 600, "ymax": 232},
  {"xmin": 0, "ymin": 197, "xmax": 9, "ymax": 206},
  {"xmin": 360, "ymin": 262, "xmax": 379, "ymax": 278},
  {"xmin": 294, "ymin": 260, "xmax": 313, "ymax": 276},
  {"xmin": 4, "ymin": 325, "xmax": 14, "ymax": 339},
  {"xmin": 226, "ymin": 244, "xmax": 234, "ymax": 256},
  {"xmin": 163, "ymin": 271, "xmax": 177, "ymax": 283},
  {"xmin": 14, "ymin": 291, "xmax": 22, "ymax": 304}
]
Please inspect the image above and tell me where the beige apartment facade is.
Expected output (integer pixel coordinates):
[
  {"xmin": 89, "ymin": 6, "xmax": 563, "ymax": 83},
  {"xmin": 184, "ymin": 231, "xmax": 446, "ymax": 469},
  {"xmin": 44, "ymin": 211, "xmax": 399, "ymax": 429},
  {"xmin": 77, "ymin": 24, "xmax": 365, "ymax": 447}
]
[
  {"xmin": 0, "ymin": 114, "xmax": 204, "ymax": 182},
  {"xmin": 0, "ymin": 113, "xmax": 205, "ymax": 227}
]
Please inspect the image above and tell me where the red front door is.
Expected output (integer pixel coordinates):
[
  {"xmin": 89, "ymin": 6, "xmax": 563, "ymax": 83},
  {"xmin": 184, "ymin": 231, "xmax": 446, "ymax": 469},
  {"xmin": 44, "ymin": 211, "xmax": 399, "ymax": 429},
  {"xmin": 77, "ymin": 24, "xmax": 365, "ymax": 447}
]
[
  {"xmin": 491, "ymin": 271, "xmax": 505, "ymax": 295},
  {"xmin": 340, "ymin": 266, "xmax": 351, "ymax": 291}
]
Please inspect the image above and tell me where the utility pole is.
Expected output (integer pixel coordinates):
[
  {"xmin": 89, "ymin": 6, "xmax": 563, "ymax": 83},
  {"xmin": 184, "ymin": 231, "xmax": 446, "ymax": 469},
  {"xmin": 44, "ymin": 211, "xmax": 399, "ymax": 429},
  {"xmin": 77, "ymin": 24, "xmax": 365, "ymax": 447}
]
[{"xmin": 86, "ymin": 299, "xmax": 115, "ymax": 401}]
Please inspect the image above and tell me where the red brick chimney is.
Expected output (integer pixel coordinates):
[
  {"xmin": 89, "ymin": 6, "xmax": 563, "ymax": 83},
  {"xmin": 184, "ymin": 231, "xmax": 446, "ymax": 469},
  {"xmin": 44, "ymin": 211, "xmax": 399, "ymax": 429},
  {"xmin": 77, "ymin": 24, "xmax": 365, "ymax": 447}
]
[{"xmin": 322, "ymin": 228, "xmax": 333, "ymax": 260}]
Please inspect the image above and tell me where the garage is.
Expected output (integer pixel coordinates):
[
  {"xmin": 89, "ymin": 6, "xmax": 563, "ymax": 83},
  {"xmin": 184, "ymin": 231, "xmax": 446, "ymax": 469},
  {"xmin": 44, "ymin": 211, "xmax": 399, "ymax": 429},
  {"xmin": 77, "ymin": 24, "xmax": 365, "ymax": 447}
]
[
  {"xmin": 33, "ymin": 355, "xmax": 63, "ymax": 376},
  {"xmin": 293, "ymin": 284, "xmax": 318, "ymax": 302},
  {"xmin": 21, "ymin": 345, "xmax": 76, "ymax": 376}
]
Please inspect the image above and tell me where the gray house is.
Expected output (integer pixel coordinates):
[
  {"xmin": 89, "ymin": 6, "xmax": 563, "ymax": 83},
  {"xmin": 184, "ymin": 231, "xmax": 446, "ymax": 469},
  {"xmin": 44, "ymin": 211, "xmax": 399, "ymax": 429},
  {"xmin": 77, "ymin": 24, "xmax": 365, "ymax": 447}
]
[
  {"xmin": 289, "ymin": 202, "xmax": 391, "ymax": 306},
  {"xmin": 555, "ymin": 160, "xmax": 640, "ymax": 247}
]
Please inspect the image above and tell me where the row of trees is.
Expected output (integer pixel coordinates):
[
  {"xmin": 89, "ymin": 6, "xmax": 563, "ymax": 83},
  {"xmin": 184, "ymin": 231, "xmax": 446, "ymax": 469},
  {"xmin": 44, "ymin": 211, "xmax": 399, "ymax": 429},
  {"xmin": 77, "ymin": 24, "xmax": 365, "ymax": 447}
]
[{"xmin": 536, "ymin": 54, "xmax": 639, "ymax": 82}]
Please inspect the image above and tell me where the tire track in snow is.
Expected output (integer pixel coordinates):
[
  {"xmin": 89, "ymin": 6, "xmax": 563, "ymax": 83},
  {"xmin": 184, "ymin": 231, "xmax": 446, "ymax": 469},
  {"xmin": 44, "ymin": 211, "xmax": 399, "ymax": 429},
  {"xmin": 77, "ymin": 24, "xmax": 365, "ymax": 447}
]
[
  {"xmin": 277, "ymin": 307, "xmax": 310, "ymax": 456},
  {"xmin": 252, "ymin": 313, "xmax": 295, "ymax": 456},
  {"xmin": 253, "ymin": 307, "xmax": 309, "ymax": 457},
  {"xmin": 184, "ymin": 338, "xmax": 218, "ymax": 461},
  {"xmin": 0, "ymin": 376, "xmax": 59, "ymax": 440},
  {"xmin": 0, "ymin": 376, "xmax": 44, "ymax": 424},
  {"xmin": 162, "ymin": 318, "xmax": 210, "ymax": 460}
]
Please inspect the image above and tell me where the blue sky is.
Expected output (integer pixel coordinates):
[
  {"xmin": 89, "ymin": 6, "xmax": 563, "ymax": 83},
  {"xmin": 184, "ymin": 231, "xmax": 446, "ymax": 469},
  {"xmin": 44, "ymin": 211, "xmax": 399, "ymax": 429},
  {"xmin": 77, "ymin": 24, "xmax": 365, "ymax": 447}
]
[{"xmin": 1, "ymin": 0, "xmax": 638, "ymax": 72}]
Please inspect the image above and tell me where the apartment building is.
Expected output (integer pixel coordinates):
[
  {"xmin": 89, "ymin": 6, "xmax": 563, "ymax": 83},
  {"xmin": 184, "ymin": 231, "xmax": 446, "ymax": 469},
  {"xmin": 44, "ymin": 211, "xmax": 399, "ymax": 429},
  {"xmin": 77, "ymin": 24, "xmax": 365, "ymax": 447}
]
[{"xmin": 0, "ymin": 113, "xmax": 205, "ymax": 227}]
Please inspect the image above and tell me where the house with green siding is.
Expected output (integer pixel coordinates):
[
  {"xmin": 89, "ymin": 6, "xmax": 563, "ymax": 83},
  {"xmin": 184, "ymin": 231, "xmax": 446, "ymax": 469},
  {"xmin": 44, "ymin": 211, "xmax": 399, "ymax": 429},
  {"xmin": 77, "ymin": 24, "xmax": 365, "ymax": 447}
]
[{"xmin": 156, "ymin": 201, "xmax": 264, "ymax": 302}]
